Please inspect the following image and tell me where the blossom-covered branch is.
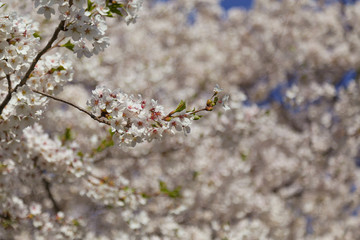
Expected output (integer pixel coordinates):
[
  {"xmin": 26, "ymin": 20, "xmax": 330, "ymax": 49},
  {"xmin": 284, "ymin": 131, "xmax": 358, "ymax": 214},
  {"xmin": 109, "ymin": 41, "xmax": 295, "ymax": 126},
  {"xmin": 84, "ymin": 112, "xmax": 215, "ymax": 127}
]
[{"xmin": 0, "ymin": 20, "xmax": 66, "ymax": 116}]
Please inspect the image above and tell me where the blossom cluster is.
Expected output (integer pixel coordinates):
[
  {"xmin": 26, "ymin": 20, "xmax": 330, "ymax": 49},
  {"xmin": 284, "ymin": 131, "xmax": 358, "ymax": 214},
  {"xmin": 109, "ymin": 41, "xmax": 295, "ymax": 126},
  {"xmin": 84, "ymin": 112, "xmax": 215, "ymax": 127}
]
[
  {"xmin": 0, "ymin": 13, "xmax": 38, "ymax": 77},
  {"xmin": 33, "ymin": 0, "xmax": 143, "ymax": 58},
  {"xmin": 1, "ymin": 196, "xmax": 84, "ymax": 239},
  {"xmin": 23, "ymin": 123, "xmax": 86, "ymax": 178},
  {"xmin": 34, "ymin": 0, "xmax": 109, "ymax": 58},
  {"xmin": 87, "ymin": 86, "xmax": 197, "ymax": 147},
  {"xmin": 0, "ymin": 11, "xmax": 73, "ymax": 143},
  {"xmin": 81, "ymin": 174, "xmax": 147, "ymax": 210}
]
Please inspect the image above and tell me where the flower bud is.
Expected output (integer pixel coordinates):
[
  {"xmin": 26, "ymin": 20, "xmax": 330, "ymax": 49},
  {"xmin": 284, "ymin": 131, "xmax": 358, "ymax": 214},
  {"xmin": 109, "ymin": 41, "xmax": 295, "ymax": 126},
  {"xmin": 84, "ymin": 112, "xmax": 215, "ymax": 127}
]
[{"xmin": 206, "ymin": 106, "xmax": 213, "ymax": 111}]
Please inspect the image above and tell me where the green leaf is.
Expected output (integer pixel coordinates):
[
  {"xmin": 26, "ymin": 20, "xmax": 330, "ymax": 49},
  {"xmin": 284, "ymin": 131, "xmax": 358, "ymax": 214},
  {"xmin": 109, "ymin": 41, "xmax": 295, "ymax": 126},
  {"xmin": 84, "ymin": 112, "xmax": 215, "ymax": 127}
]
[
  {"xmin": 1, "ymin": 219, "xmax": 13, "ymax": 229},
  {"xmin": 49, "ymin": 65, "xmax": 66, "ymax": 74},
  {"xmin": 107, "ymin": 2, "xmax": 124, "ymax": 16},
  {"xmin": 60, "ymin": 128, "xmax": 73, "ymax": 145},
  {"xmin": 109, "ymin": 127, "xmax": 115, "ymax": 136},
  {"xmin": 56, "ymin": 65, "xmax": 65, "ymax": 71},
  {"xmin": 159, "ymin": 181, "xmax": 168, "ymax": 192},
  {"xmin": 64, "ymin": 128, "xmax": 72, "ymax": 140},
  {"xmin": 174, "ymin": 100, "xmax": 186, "ymax": 113},
  {"xmin": 61, "ymin": 40, "xmax": 74, "ymax": 51},
  {"xmin": 241, "ymin": 153, "xmax": 247, "ymax": 161},
  {"xmin": 86, "ymin": 0, "xmax": 96, "ymax": 11},
  {"xmin": 141, "ymin": 193, "xmax": 150, "ymax": 199},
  {"xmin": 159, "ymin": 181, "xmax": 182, "ymax": 198},
  {"xmin": 193, "ymin": 115, "xmax": 203, "ymax": 120},
  {"xmin": 168, "ymin": 186, "xmax": 181, "ymax": 198},
  {"xmin": 96, "ymin": 139, "xmax": 114, "ymax": 152},
  {"xmin": 72, "ymin": 219, "xmax": 80, "ymax": 227},
  {"xmin": 105, "ymin": 12, "xmax": 114, "ymax": 17},
  {"xmin": 33, "ymin": 32, "xmax": 41, "ymax": 38},
  {"xmin": 95, "ymin": 130, "xmax": 114, "ymax": 152},
  {"xmin": 192, "ymin": 171, "xmax": 200, "ymax": 180}
]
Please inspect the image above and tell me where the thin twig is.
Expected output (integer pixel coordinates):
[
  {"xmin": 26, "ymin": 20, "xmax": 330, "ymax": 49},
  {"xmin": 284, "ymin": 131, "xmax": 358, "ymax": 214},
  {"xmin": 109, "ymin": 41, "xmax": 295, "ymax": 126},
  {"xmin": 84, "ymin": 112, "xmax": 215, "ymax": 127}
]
[
  {"xmin": 32, "ymin": 89, "xmax": 111, "ymax": 125},
  {"xmin": 49, "ymin": 36, "xmax": 66, "ymax": 51},
  {"xmin": 163, "ymin": 107, "xmax": 208, "ymax": 121},
  {"xmin": 0, "ymin": 20, "xmax": 66, "ymax": 116}
]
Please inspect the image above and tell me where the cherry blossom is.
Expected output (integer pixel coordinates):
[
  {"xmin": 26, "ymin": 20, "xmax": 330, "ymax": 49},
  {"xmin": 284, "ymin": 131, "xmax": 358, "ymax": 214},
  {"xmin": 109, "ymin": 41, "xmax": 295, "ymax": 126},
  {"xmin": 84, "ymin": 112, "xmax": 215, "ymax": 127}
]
[{"xmin": 1, "ymin": 0, "xmax": 360, "ymax": 239}]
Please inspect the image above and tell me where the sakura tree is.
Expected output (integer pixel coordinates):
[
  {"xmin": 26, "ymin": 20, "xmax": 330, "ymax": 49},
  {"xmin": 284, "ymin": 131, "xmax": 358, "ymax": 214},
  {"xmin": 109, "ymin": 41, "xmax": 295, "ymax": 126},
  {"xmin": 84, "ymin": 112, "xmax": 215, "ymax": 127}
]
[{"xmin": 1, "ymin": 0, "xmax": 360, "ymax": 239}]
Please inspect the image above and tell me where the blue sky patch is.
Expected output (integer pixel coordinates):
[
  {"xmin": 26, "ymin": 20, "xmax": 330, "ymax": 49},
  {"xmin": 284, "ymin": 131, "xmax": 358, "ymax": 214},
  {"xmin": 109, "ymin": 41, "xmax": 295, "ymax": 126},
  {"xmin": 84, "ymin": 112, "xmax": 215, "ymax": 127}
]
[{"xmin": 221, "ymin": 0, "xmax": 253, "ymax": 10}]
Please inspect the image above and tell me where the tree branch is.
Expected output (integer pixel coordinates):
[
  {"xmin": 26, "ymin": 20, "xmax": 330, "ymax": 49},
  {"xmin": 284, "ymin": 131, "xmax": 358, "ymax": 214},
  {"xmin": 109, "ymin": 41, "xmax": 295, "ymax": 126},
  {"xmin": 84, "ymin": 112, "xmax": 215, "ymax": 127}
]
[
  {"xmin": 32, "ymin": 89, "xmax": 111, "ymax": 125},
  {"xmin": 0, "ymin": 75, "xmax": 13, "ymax": 116},
  {"xmin": 6, "ymin": 75, "xmax": 11, "ymax": 91},
  {"xmin": 32, "ymin": 157, "xmax": 61, "ymax": 213},
  {"xmin": 18, "ymin": 21, "xmax": 65, "ymax": 89},
  {"xmin": 0, "ymin": 20, "xmax": 66, "ymax": 116},
  {"xmin": 42, "ymin": 178, "xmax": 61, "ymax": 213}
]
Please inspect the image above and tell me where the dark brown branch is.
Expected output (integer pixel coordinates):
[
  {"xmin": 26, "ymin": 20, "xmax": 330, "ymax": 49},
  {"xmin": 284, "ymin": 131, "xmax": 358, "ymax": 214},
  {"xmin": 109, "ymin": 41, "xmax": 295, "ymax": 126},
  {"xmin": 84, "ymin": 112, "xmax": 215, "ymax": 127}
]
[
  {"xmin": 18, "ymin": 21, "xmax": 65, "ymax": 89},
  {"xmin": 0, "ymin": 212, "xmax": 10, "ymax": 220},
  {"xmin": 0, "ymin": 75, "xmax": 13, "ymax": 116},
  {"xmin": 32, "ymin": 157, "xmax": 61, "ymax": 213},
  {"xmin": 0, "ymin": 20, "xmax": 66, "ymax": 116},
  {"xmin": 42, "ymin": 178, "xmax": 61, "ymax": 213},
  {"xmin": 6, "ymin": 75, "xmax": 11, "ymax": 91},
  {"xmin": 0, "ymin": 75, "xmax": 12, "ymax": 115},
  {"xmin": 33, "ymin": 89, "xmax": 111, "ymax": 125}
]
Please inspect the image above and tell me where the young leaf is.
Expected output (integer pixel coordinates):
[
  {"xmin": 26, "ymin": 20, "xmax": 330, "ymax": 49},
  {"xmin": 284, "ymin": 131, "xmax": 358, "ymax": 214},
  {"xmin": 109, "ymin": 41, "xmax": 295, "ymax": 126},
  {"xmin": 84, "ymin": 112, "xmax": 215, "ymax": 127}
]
[
  {"xmin": 60, "ymin": 127, "xmax": 73, "ymax": 145},
  {"xmin": 192, "ymin": 171, "xmax": 200, "ymax": 180},
  {"xmin": 174, "ymin": 100, "xmax": 186, "ymax": 113},
  {"xmin": 33, "ymin": 32, "xmax": 41, "ymax": 38},
  {"xmin": 159, "ymin": 181, "xmax": 182, "ymax": 198},
  {"xmin": 141, "ymin": 193, "xmax": 150, "ymax": 199},
  {"xmin": 72, "ymin": 219, "xmax": 80, "ymax": 227},
  {"xmin": 159, "ymin": 181, "xmax": 168, "ymax": 193},
  {"xmin": 96, "ymin": 138, "xmax": 114, "ymax": 152},
  {"xmin": 49, "ymin": 65, "xmax": 66, "ymax": 74},
  {"xmin": 168, "ymin": 186, "xmax": 181, "ymax": 198},
  {"xmin": 107, "ymin": 2, "xmax": 124, "ymax": 16},
  {"xmin": 108, "ymin": 127, "xmax": 115, "ymax": 136},
  {"xmin": 241, "ymin": 153, "xmax": 247, "ymax": 161},
  {"xmin": 86, "ymin": 0, "xmax": 96, "ymax": 11},
  {"xmin": 62, "ymin": 40, "xmax": 74, "ymax": 51}
]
